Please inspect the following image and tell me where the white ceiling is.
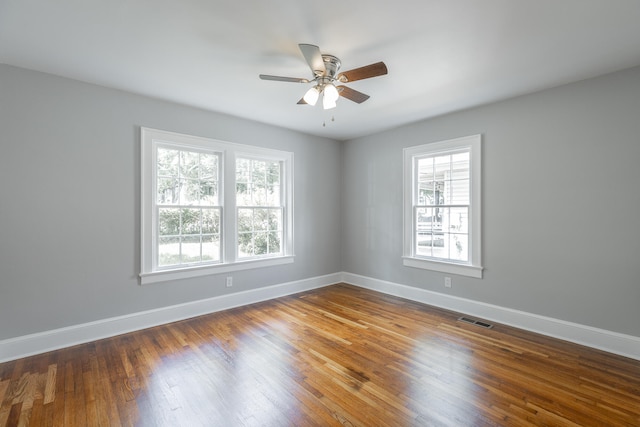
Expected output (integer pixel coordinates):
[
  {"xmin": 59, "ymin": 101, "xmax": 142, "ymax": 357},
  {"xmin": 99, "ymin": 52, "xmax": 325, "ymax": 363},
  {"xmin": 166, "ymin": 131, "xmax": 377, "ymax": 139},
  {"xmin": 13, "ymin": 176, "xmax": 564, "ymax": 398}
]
[{"xmin": 2, "ymin": 1, "xmax": 640, "ymax": 141}]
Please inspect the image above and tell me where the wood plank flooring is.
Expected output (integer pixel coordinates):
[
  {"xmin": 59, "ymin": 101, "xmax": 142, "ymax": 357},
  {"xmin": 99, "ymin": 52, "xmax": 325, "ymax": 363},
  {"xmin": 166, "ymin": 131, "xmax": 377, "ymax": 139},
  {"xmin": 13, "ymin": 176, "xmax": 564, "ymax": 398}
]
[{"xmin": 1, "ymin": 283, "xmax": 639, "ymax": 426}]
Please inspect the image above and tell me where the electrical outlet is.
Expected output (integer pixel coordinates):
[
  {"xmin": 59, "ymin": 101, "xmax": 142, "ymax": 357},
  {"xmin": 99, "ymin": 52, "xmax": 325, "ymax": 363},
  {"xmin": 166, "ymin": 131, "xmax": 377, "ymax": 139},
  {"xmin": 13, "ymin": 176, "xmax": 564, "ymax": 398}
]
[
  {"xmin": 444, "ymin": 277, "xmax": 452, "ymax": 288},
  {"xmin": 226, "ymin": 276, "xmax": 233, "ymax": 287}
]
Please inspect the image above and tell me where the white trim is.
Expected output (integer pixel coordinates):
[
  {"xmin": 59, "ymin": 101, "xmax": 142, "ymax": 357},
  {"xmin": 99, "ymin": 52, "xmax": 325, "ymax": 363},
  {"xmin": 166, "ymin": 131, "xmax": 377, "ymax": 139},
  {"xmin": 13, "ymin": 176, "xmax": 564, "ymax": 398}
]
[
  {"xmin": 341, "ymin": 272, "xmax": 640, "ymax": 361},
  {"xmin": 0, "ymin": 273, "xmax": 341, "ymax": 363}
]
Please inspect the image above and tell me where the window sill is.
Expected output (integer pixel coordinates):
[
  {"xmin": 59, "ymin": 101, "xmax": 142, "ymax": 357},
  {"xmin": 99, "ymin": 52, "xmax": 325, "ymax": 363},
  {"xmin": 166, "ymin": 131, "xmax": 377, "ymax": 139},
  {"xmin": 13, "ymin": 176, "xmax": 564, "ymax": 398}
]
[
  {"xmin": 139, "ymin": 256, "xmax": 295, "ymax": 285},
  {"xmin": 402, "ymin": 257, "xmax": 483, "ymax": 278}
]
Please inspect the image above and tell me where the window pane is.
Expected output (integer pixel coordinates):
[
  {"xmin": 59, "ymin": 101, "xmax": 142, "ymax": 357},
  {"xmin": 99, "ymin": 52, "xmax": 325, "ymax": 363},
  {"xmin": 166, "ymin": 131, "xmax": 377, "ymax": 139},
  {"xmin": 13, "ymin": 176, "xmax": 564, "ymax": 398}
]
[
  {"xmin": 236, "ymin": 183, "xmax": 251, "ymax": 206},
  {"xmin": 157, "ymin": 178, "xmax": 179, "ymax": 204},
  {"xmin": 417, "ymin": 158, "xmax": 434, "ymax": 205},
  {"xmin": 416, "ymin": 207, "xmax": 434, "ymax": 233},
  {"xmin": 158, "ymin": 208, "xmax": 180, "ymax": 236},
  {"xmin": 416, "ymin": 207, "xmax": 442, "ymax": 257},
  {"xmin": 417, "ymin": 157, "xmax": 434, "ymax": 181},
  {"xmin": 201, "ymin": 209, "xmax": 220, "ymax": 234},
  {"xmin": 251, "ymin": 161, "xmax": 267, "ymax": 187},
  {"xmin": 202, "ymin": 234, "xmax": 220, "ymax": 262},
  {"xmin": 237, "ymin": 208, "xmax": 253, "ymax": 233},
  {"xmin": 158, "ymin": 207, "xmax": 221, "ymax": 266},
  {"xmin": 268, "ymin": 209, "xmax": 282, "ymax": 231},
  {"xmin": 200, "ymin": 153, "xmax": 218, "ymax": 179},
  {"xmin": 158, "ymin": 149, "xmax": 220, "ymax": 206},
  {"xmin": 447, "ymin": 179, "xmax": 469, "ymax": 205},
  {"xmin": 431, "ymin": 237, "xmax": 448, "ymax": 259},
  {"xmin": 418, "ymin": 182, "xmax": 434, "ymax": 205},
  {"xmin": 252, "ymin": 183, "xmax": 267, "ymax": 205},
  {"xmin": 416, "ymin": 244, "xmax": 432, "ymax": 257},
  {"xmin": 157, "ymin": 148, "xmax": 179, "ymax": 178},
  {"xmin": 158, "ymin": 236, "xmax": 180, "ymax": 266},
  {"xmin": 181, "ymin": 208, "xmax": 201, "ymax": 235},
  {"xmin": 181, "ymin": 179, "xmax": 201, "ymax": 205},
  {"xmin": 237, "ymin": 232, "xmax": 252, "ymax": 258},
  {"xmin": 434, "ymin": 155, "xmax": 450, "ymax": 176},
  {"xmin": 236, "ymin": 158, "xmax": 249, "ymax": 182},
  {"xmin": 237, "ymin": 207, "xmax": 282, "ymax": 258},
  {"xmin": 416, "ymin": 228, "xmax": 445, "ymax": 257},
  {"xmin": 181, "ymin": 235, "xmax": 201, "ymax": 263},
  {"xmin": 253, "ymin": 208, "xmax": 269, "ymax": 232},
  {"xmin": 236, "ymin": 158, "xmax": 281, "ymax": 207},
  {"xmin": 449, "ymin": 207, "xmax": 469, "ymax": 234},
  {"xmin": 267, "ymin": 162, "xmax": 280, "ymax": 186},
  {"xmin": 200, "ymin": 179, "xmax": 218, "ymax": 206},
  {"xmin": 180, "ymin": 151, "xmax": 200, "ymax": 179},
  {"xmin": 253, "ymin": 232, "xmax": 268, "ymax": 255},
  {"xmin": 451, "ymin": 152, "xmax": 469, "ymax": 179},
  {"xmin": 449, "ymin": 234, "xmax": 469, "ymax": 262},
  {"xmin": 420, "ymin": 216, "xmax": 469, "ymax": 262},
  {"xmin": 268, "ymin": 231, "xmax": 281, "ymax": 254},
  {"xmin": 266, "ymin": 184, "xmax": 281, "ymax": 206}
]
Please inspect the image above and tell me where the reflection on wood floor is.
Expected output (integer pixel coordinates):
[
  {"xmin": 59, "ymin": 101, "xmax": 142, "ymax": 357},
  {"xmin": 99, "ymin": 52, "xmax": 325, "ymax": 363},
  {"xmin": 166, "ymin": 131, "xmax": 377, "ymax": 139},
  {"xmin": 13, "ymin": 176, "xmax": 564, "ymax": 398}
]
[{"xmin": 1, "ymin": 283, "xmax": 639, "ymax": 426}]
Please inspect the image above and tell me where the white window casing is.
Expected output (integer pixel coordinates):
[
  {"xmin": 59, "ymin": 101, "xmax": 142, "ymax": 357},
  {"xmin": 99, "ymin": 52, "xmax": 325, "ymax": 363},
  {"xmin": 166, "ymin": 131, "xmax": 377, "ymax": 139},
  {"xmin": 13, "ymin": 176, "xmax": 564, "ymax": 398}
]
[{"xmin": 402, "ymin": 134, "xmax": 482, "ymax": 278}]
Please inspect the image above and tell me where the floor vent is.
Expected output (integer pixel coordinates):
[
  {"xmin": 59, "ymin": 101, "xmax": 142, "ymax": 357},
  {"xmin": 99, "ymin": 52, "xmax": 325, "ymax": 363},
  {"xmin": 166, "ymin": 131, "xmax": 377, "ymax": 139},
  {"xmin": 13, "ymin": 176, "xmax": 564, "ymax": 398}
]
[{"xmin": 458, "ymin": 317, "xmax": 493, "ymax": 329}]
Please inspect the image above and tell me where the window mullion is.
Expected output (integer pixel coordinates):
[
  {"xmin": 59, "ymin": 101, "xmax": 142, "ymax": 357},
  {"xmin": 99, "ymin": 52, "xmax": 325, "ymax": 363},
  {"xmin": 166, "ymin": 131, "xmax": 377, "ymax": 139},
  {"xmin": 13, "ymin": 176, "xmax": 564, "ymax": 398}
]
[{"xmin": 223, "ymin": 150, "xmax": 236, "ymax": 263}]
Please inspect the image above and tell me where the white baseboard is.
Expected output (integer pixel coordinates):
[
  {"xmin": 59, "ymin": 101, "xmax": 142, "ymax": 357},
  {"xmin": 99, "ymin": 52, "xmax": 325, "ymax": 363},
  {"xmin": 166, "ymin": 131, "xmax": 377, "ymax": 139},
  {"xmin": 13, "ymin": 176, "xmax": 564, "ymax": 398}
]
[
  {"xmin": 0, "ymin": 273, "xmax": 342, "ymax": 363},
  {"xmin": 3, "ymin": 271, "xmax": 638, "ymax": 363},
  {"xmin": 341, "ymin": 272, "xmax": 640, "ymax": 361}
]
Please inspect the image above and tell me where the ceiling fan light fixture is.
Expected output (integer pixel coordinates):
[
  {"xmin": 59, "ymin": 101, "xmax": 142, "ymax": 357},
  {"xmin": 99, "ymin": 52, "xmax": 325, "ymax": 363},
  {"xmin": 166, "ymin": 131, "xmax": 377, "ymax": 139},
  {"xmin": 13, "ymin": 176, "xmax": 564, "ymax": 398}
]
[
  {"xmin": 322, "ymin": 83, "xmax": 339, "ymax": 109},
  {"xmin": 303, "ymin": 86, "xmax": 320, "ymax": 106},
  {"xmin": 259, "ymin": 44, "xmax": 387, "ymax": 111},
  {"xmin": 323, "ymin": 83, "xmax": 339, "ymax": 102}
]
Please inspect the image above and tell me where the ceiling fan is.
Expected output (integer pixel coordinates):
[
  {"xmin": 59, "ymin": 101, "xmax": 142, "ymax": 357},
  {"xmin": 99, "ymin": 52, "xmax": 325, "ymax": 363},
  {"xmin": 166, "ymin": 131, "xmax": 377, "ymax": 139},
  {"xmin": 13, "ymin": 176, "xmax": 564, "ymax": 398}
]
[{"xmin": 259, "ymin": 43, "xmax": 388, "ymax": 110}]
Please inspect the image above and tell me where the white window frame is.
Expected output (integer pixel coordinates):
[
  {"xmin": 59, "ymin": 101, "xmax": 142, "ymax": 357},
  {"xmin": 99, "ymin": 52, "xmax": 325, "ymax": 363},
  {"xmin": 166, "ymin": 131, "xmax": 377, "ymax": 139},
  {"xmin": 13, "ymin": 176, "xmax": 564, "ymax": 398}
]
[
  {"xmin": 140, "ymin": 128, "xmax": 294, "ymax": 285},
  {"xmin": 402, "ymin": 134, "xmax": 483, "ymax": 278}
]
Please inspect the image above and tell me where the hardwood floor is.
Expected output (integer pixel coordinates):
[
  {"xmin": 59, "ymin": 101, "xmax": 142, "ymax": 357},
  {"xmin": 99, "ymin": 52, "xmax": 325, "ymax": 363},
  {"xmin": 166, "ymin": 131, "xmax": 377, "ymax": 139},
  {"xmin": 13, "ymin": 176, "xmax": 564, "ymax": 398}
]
[{"xmin": 1, "ymin": 283, "xmax": 639, "ymax": 426}]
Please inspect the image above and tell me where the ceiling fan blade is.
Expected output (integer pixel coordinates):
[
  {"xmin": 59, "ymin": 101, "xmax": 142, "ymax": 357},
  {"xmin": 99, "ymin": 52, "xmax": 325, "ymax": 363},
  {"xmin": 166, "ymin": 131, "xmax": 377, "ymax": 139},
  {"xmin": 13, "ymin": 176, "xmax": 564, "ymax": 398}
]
[
  {"xmin": 297, "ymin": 97, "xmax": 307, "ymax": 105},
  {"xmin": 337, "ymin": 62, "xmax": 388, "ymax": 83},
  {"xmin": 337, "ymin": 86, "xmax": 370, "ymax": 104},
  {"xmin": 299, "ymin": 43, "xmax": 325, "ymax": 76},
  {"xmin": 259, "ymin": 74, "xmax": 310, "ymax": 83}
]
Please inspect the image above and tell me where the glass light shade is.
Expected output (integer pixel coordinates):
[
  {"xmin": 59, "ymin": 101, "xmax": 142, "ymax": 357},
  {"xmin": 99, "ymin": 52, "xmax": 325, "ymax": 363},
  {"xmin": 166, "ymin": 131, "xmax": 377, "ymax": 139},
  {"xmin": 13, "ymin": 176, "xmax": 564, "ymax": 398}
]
[
  {"xmin": 323, "ymin": 83, "xmax": 339, "ymax": 102},
  {"xmin": 322, "ymin": 84, "xmax": 339, "ymax": 109},
  {"xmin": 303, "ymin": 86, "xmax": 319, "ymax": 106}
]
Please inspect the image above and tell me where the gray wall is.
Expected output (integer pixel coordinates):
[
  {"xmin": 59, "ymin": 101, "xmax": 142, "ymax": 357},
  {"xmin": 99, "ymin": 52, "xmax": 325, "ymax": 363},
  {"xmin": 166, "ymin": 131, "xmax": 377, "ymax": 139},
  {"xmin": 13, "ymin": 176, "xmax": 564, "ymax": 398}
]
[
  {"xmin": 2, "ymin": 63, "xmax": 639, "ymax": 342},
  {"xmin": 0, "ymin": 64, "xmax": 342, "ymax": 340},
  {"xmin": 342, "ymin": 66, "xmax": 640, "ymax": 337}
]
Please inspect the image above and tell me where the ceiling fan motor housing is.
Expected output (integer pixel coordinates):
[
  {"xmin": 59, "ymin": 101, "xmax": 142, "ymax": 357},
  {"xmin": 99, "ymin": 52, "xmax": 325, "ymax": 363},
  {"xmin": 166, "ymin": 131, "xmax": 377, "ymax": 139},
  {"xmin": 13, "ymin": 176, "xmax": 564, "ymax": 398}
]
[{"xmin": 321, "ymin": 55, "xmax": 341, "ymax": 79}]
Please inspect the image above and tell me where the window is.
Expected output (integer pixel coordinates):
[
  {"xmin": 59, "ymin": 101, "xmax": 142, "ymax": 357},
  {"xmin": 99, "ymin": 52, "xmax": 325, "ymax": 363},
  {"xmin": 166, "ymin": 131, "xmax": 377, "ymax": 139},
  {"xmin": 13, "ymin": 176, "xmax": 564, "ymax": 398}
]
[
  {"xmin": 141, "ymin": 128, "xmax": 293, "ymax": 284},
  {"xmin": 236, "ymin": 157, "xmax": 283, "ymax": 259},
  {"xmin": 403, "ymin": 134, "xmax": 482, "ymax": 278}
]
